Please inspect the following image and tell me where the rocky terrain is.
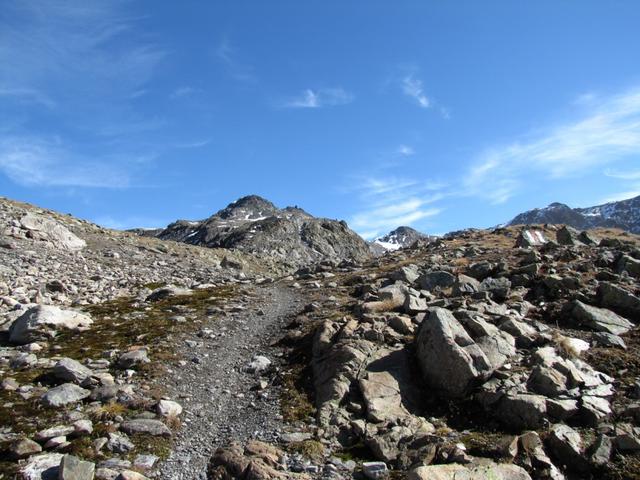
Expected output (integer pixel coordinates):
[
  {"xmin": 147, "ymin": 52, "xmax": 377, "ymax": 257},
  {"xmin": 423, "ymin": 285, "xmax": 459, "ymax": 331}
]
[
  {"xmin": 508, "ymin": 195, "xmax": 640, "ymax": 233},
  {"xmin": 2, "ymin": 195, "xmax": 640, "ymax": 480},
  {"xmin": 149, "ymin": 196, "xmax": 371, "ymax": 272}
]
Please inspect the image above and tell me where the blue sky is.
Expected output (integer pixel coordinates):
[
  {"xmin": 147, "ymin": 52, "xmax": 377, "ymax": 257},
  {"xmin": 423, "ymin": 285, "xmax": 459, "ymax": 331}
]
[{"xmin": 1, "ymin": 1, "xmax": 640, "ymax": 238}]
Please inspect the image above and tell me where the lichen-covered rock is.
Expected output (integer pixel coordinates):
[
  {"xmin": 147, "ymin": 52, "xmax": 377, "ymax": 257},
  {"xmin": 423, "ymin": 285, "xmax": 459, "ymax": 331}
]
[{"xmin": 9, "ymin": 305, "xmax": 93, "ymax": 344}]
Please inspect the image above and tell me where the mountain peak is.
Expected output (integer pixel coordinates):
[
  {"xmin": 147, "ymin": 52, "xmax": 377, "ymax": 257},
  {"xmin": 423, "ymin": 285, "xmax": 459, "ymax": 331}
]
[{"xmin": 508, "ymin": 195, "xmax": 640, "ymax": 233}]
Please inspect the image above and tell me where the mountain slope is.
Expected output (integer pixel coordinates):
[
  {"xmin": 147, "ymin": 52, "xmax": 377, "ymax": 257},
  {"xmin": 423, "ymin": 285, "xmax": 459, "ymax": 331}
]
[
  {"xmin": 507, "ymin": 195, "xmax": 640, "ymax": 233},
  {"xmin": 155, "ymin": 195, "xmax": 371, "ymax": 269}
]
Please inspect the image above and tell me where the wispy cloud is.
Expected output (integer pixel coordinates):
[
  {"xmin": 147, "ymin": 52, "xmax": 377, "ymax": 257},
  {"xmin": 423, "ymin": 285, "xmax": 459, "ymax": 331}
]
[
  {"xmin": 0, "ymin": 87, "xmax": 56, "ymax": 108},
  {"xmin": 465, "ymin": 87, "xmax": 640, "ymax": 203},
  {"xmin": 604, "ymin": 168, "xmax": 640, "ymax": 181},
  {"xmin": 347, "ymin": 176, "xmax": 444, "ymax": 239},
  {"xmin": 0, "ymin": 137, "xmax": 134, "ymax": 188},
  {"xmin": 173, "ymin": 139, "xmax": 211, "ymax": 149},
  {"xmin": 402, "ymin": 75, "xmax": 430, "ymax": 108},
  {"xmin": 0, "ymin": 1, "xmax": 168, "ymax": 190},
  {"xmin": 282, "ymin": 88, "xmax": 353, "ymax": 109},
  {"xmin": 215, "ymin": 37, "xmax": 256, "ymax": 83},
  {"xmin": 170, "ymin": 86, "xmax": 198, "ymax": 99}
]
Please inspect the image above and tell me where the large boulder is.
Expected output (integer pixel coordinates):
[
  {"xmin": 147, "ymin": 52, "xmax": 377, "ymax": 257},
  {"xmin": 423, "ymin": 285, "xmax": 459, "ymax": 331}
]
[
  {"xmin": 9, "ymin": 305, "xmax": 93, "ymax": 345},
  {"xmin": 571, "ymin": 300, "xmax": 633, "ymax": 335},
  {"xmin": 415, "ymin": 308, "xmax": 493, "ymax": 398},
  {"xmin": 20, "ymin": 213, "xmax": 86, "ymax": 251},
  {"xmin": 408, "ymin": 463, "xmax": 531, "ymax": 480}
]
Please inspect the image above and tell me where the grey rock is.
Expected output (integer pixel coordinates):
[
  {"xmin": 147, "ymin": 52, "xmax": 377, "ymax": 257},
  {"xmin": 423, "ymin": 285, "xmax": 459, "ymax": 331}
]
[
  {"xmin": 120, "ymin": 419, "xmax": 171, "ymax": 437},
  {"xmin": 52, "ymin": 358, "xmax": 93, "ymax": 384},
  {"xmin": 556, "ymin": 225, "xmax": 583, "ymax": 245},
  {"xmin": 59, "ymin": 454, "xmax": 95, "ymax": 480},
  {"xmin": 572, "ymin": 300, "xmax": 633, "ymax": 335},
  {"xmin": 18, "ymin": 452, "xmax": 64, "ymax": 480},
  {"xmin": 598, "ymin": 282, "xmax": 640, "ymax": 317},
  {"xmin": 8, "ymin": 438, "xmax": 42, "ymax": 459},
  {"xmin": 19, "ymin": 213, "xmax": 86, "ymax": 251},
  {"xmin": 408, "ymin": 463, "xmax": 531, "ymax": 480},
  {"xmin": 479, "ymin": 277, "xmax": 511, "ymax": 301},
  {"xmin": 41, "ymin": 383, "xmax": 90, "ymax": 408},
  {"xmin": 107, "ymin": 432, "xmax": 135, "ymax": 453},
  {"xmin": 588, "ymin": 435, "xmax": 612, "ymax": 466},
  {"xmin": 527, "ymin": 366, "xmax": 567, "ymax": 397},
  {"xmin": 546, "ymin": 424, "xmax": 588, "ymax": 472},
  {"xmin": 418, "ymin": 271, "xmax": 455, "ymax": 290},
  {"xmin": 452, "ymin": 274, "xmax": 480, "ymax": 296},
  {"xmin": 362, "ymin": 461, "xmax": 387, "ymax": 480},
  {"xmin": 496, "ymin": 394, "xmax": 547, "ymax": 429},
  {"xmin": 415, "ymin": 308, "xmax": 492, "ymax": 398},
  {"xmin": 390, "ymin": 265, "xmax": 420, "ymax": 284},
  {"xmin": 116, "ymin": 349, "xmax": 149, "ymax": 369},
  {"xmin": 592, "ymin": 332, "xmax": 627, "ymax": 349},
  {"xmin": 145, "ymin": 284, "xmax": 192, "ymax": 302}
]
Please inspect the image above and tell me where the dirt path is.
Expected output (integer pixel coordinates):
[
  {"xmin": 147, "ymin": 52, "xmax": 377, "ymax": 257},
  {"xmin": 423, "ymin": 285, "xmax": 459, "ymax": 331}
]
[{"xmin": 156, "ymin": 282, "xmax": 305, "ymax": 480}]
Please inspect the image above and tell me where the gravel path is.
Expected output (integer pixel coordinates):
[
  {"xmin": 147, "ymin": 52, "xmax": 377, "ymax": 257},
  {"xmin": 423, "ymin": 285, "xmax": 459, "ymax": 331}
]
[{"xmin": 156, "ymin": 282, "xmax": 305, "ymax": 480}]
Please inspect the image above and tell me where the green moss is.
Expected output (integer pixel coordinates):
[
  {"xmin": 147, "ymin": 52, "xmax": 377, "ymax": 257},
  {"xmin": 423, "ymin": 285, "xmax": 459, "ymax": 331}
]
[
  {"xmin": 280, "ymin": 364, "xmax": 316, "ymax": 423},
  {"xmin": 288, "ymin": 440, "xmax": 324, "ymax": 462},
  {"xmin": 0, "ymin": 284, "xmax": 237, "ymax": 470}
]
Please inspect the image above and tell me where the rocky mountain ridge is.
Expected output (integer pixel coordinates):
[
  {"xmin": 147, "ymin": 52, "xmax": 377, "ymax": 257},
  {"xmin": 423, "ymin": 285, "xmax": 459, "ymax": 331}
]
[
  {"xmin": 372, "ymin": 226, "xmax": 432, "ymax": 252},
  {"xmin": 508, "ymin": 195, "xmax": 640, "ymax": 233},
  {"xmin": 152, "ymin": 195, "xmax": 372, "ymax": 272}
]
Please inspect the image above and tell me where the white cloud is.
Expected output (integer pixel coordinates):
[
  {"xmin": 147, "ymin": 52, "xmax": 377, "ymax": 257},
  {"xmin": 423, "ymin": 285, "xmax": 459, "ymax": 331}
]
[
  {"xmin": 402, "ymin": 75, "xmax": 430, "ymax": 108},
  {"xmin": 0, "ymin": 138, "xmax": 132, "ymax": 188},
  {"xmin": 465, "ymin": 87, "xmax": 640, "ymax": 203},
  {"xmin": 397, "ymin": 144, "xmax": 415, "ymax": 156},
  {"xmin": 283, "ymin": 88, "xmax": 353, "ymax": 109},
  {"xmin": 348, "ymin": 177, "xmax": 444, "ymax": 239}
]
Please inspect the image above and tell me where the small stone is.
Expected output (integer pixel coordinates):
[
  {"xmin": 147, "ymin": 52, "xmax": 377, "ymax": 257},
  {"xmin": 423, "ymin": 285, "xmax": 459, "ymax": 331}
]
[
  {"xmin": 157, "ymin": 399, "xmax": 182, "ymax": 417},
  {"xmin": 120, "ymin": 419, "xmax": 171, "ymax": 437},
  {"xmin": 133, "ymin": 454, "xmax": 158, "ymax": 471},
  {"xmin": 362, "ymin": 461, "xmax": 388, "ymax": 479},
  {"xmin": 52, "ymin": 358, "xmax": 93, "ymax": 384},
  {"xmin": 115, "ymin": 471, "xmax": 149, "ymax": 480},
  {"xmin": 116, "ymin": 349, "xmax": 149, "ymax": 369},
  {"xmin": 35, "ymin": 425, "xmax": 74, "ymax": 442},
  {"xmin": 107, "ymin": 432, "xmax": 134, "ymax": 453}
]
